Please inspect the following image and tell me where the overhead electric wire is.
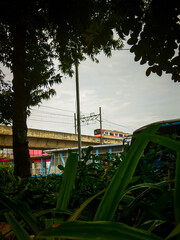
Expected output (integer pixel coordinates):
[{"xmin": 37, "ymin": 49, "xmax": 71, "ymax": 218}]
[
  {"xmin": 38, "ymin": 104, "xmax": 74, "ymax": 113},
  {"xmin": 103, "ymin": 118, "xmax": 134, "ymax": 131},
  {"xmin": 28, "ymin": 114, "xmax": 72, "ymax": 121},
  {"xmin": 28, "ymin": 106, "xmax": 75, "ymax": 128},
  {"xmin": 29, "ymin": 104, "xmax": 134, "ymax": 133},
  {"xmin": 28, "ymin": 118, "xmax": 74, "ymax": 125},
  {"xmin": 32, "ymin": 109, "xmax": 73, "ymax": 118},
  {"xmin": 102, "ymin": 122, "xmax": 123, "ymax": 132},
  {"xmin": 81, "ymin": 121, "xmax": 98, "ymax": 127}
]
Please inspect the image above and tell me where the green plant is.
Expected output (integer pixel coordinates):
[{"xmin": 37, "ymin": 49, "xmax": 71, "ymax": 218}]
[
  {"xmin": 1, "ymin": 122, "xmax": 180, "ymax": 239},
  {"xmin": 70, "ymin": 147, "xmax": 122, "ymax": 210},
  {"xmin": 135, "ymin": 142, "xmax": 176, "ymax": 183}
]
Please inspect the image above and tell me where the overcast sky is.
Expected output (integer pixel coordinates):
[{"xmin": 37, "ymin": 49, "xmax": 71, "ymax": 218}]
[
  {"xmin": 26, "ymin": 45, "xmax": 180, "ymax": 136},
  {"xmin": 1, "ymin": 44, "xmax": 180, "ymax": 136}
]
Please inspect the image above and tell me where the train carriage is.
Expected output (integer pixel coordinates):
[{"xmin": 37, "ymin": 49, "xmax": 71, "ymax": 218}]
[{"xmin": 94, "ymin": 129, "xmax": 131, "ymax": 141}]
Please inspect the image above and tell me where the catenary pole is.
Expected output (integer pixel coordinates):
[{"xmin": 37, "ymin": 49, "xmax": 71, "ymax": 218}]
[
  {"xmin": 75, "ymin": 61, "xmax": 81, "ymax": 158},
  {"xmin": 74, "ymin": 113, "xmax": 77, "ymax": 134},
  {"xmin": 99, "ymin": 107, "xmax": 103, "ymax": 145}
]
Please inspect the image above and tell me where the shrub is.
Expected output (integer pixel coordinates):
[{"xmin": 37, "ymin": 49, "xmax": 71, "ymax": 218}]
[{"xmin": 0, "ymin": 122, "xmax": 179, "ymax": 240}]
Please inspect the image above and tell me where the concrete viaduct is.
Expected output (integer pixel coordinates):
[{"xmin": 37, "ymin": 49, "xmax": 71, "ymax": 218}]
[{"xmin": 0, "ymin": 125, "xmax": 122, "ymax": 150}]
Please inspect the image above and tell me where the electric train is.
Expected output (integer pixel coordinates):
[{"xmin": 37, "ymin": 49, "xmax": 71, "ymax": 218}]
[{"xmin": 94, "ymin": 129, "xmax": 131, "ymax": 140}]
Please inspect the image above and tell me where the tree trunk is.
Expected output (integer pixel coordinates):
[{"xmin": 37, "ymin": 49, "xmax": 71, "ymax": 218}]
[{"xmin": 12, "ymin": 23, "xmax": 31, "ymax": 178}]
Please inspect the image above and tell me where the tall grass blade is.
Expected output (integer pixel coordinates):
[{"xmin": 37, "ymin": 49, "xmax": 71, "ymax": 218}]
[
  {"xmin": 123, "ymin": 180, "xmax": 174, "ymax": 195},
  {"xmin": 166, "ymin": 223, "xmax": 180, "ymax": 240},
  {"xmin": 35, "ymin": 209, "xmax": 73, "ymax": 218},
  {"xmin": 68, "ymin": 188, "xmax": 106, "ymax": 221},
  {"xmin": 37, "ymin": 221, "xmax": 163, "ymax": 240},
  {"xmin": 140, "ymin": 219, "xmax": 166, "ymax": 232},
  {"xmin": 56, "ymin": 152, "xmax": 78, "ymax": 211},
  {"xmin": 4, "ymin": 212, "xmax": 31, "ymax": 240},
  {"xmin": 0, "ymin": 192, "xmax": 40, "ymax": 234},
  {"xmin": 140, "ymin": 134, "xmax": 180, "ymax": 152},
  {"xmin": 121, "ymin": 180, "xmax": 173, "ymax": 221},
  {"xmin": 174, "ymin": 151, "xmax": 180, "ymax": 240},
  {"xmin": 121, "ymin": 188, "xmax": 157, "ymax": 220},
  {"xmin": 94, "ymin": 124, "xmax": 160, "ymax": 221}
]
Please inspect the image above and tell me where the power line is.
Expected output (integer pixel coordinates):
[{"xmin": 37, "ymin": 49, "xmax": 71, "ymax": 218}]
[
  {"xmin": 32, "ymin": 109, "xmax": 73, "ymax": 118},
  {"xmin": 38, "ymin": 104, "xmax": 74, "ymax": 113},
  {"xmin": 28, "ymin": 118, "xmax": 74, "ymax": 125},
  {"xmin": 34, "ymin": 105, "xmax": 100, "ymax": 119},
  {"xmin": 81, "ymin": 121, "xmax": 98, "ymax": 127},
  {"xmin": 80, "ymin": 113, "xmax": 100, "ymax": 124},
  {"xmin": 30, "ymin": 105, "xmax": 134, "ymax": 132},
  {"xmin": 103, "ymin": 118, "xmax": 133, "ymax": 131},
  {"xmin": 102, "ymin": 122, "xmax": 123, "ymax": 131},
  {"xmin": 29, "ymin": 114, "xmax": 72, "ymax": 121}
]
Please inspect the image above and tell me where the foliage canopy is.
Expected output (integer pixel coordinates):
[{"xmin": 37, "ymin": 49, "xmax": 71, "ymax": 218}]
[{"xmin": 0, "ymin": 0, "xmax": 179, "ymax": 177}]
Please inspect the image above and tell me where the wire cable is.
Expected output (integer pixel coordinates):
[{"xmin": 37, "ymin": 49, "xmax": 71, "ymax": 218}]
[
  {"xmin": 28, "ymin": 118, "xmax": 74, "ymax": 125},
  {"xmin": 31, "ymin": 109, "xmax": 73, "ymax": 118},
  {"xmin": 38, "ymin": 104, "xmax": 75, "ymax": 113},
  {"xmin": 103, "ymin": 118, "xmax": 134, "ymax": 131}
]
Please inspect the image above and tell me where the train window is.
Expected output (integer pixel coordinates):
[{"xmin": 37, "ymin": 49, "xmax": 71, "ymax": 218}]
[
  {"xmin": 110, "ymin": 132, "xmax": 114, "ymax": 136},
  {"xmin": 105, "ymin": 132, "xmax": 108, "ymax": 135},
  {"xmin": 119, "ymin": 134, "xmax": 123, "ymax": 137},
  {"xmin": 94, "ymin": 129, "xmax": 101, "ymax": 134},
  {"xmin": 115, "ymin": 133, "xmax": 118, "ymax": 136}
]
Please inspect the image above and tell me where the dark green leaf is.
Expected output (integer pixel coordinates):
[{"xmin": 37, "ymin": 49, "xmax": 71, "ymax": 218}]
[
  {"xmin": 4, "ymin": 212, "xmax": 31, "ymax": 240},
  {"xmin": 166, "ymin": 223, "xmax": 180, "ymax": 240},
  {"xmin": 94, "ymin": 124, "xmax": 160, "ymax": 221},
  {"xmin": 174, "ymin": 152, "xmax": 180, "ymax": 227},
  {"xmin": 37, "ymin": 221, "xmax": 163, "ymax": 240},
  {"xmin": 0, "ymin": 193, "xmax": 40, "ymax": 234},
  {"xmin": 56, "ymin": 152, "xmax": 78, "ymax": 211},
  {"xmin": 68, "ymin": 189, "xmax": 106, "ymax": 221},
  {"xmin": 140, "ymin": 220, "xmax": 166, "ymax": 232}
]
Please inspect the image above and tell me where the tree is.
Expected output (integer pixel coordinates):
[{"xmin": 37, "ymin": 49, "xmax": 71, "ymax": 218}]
[
  {"xmin": 73, "ymin": 0, "xmax": 179, "ymax": 81},
  {"xmin": 0, "ymin": 0, "xmax": 62, "ymax": 177},
  {"xmin": 0, "ymin": 72, "xmax": 13, "ymax": 125},
  {"xmin": 1, "ymin": 0, "xmax": 178, "ymax": 178},
  {"xmin": 0, "ymin": 0, "xmax": 123, "ymax": 177},
  {"xmin": 124, "ymin": 0, "xmax": 180, "ymax": 82}
]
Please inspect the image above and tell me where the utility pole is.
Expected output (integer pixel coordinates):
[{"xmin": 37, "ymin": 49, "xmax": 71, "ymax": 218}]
[
  {"xmin": 74, "ymin": 113, "xmax": 77, "ymax": 134},
  {"xmin": 75, "ymin": 61, "xmax": 81, "ymax": 158},
  {"xmin": 99, "ymin": 107, "xmax": 103, "ymax": 145}
]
